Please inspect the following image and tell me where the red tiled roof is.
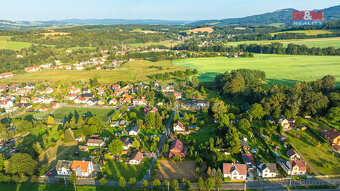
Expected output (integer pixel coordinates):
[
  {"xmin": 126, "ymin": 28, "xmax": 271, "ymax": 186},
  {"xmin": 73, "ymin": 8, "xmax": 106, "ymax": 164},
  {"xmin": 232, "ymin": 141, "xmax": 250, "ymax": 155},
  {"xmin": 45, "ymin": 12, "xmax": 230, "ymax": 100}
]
[
  {"xmin": 223, "ymin": 163, "xmax": 247, "ymax": 176},
  {"xmin": 290, "ymin": 160, "xmax": 306, "ymax": 171}
]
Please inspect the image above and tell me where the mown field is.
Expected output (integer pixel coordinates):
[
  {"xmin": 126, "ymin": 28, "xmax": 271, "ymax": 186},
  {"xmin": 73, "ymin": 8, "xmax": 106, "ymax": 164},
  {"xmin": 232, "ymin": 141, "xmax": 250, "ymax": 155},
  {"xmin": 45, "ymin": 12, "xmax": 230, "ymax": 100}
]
[
  {"xmin": 52, "ymin": 107, "xmax": 115, "ymax": 121},
  {"xmin": 271, "ymin": 29, "xmax": 338, "ymax": 36},
  {"xmin": 227, "ymin": 37, "xmax": 340, "ymax": 48},
  {"xmin": 172, "ymin": 54, "xmax": 340, "ymax": 86},
  {"xmin": 0, "ymin": 36, "xmax": 34, "ymax": 50},
  {"xmin": 2, "ymin": 60, "xmax": 186, "ymax": 83}
]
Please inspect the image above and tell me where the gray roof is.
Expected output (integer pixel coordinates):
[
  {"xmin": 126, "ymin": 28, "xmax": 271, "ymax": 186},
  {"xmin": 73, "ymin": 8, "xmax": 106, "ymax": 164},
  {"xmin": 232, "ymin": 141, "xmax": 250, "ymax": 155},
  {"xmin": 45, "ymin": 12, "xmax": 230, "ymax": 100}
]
[
  {"xmin": 260, "ymin": 163, "xmax": 278, "ymax": 173},
  {"xmin": 130, "ymin": 125, "xmax": 140, "ymax": 133},
  {"xmin": 56, "ymin": 160, "xmax": 72, "ymax": 171}
]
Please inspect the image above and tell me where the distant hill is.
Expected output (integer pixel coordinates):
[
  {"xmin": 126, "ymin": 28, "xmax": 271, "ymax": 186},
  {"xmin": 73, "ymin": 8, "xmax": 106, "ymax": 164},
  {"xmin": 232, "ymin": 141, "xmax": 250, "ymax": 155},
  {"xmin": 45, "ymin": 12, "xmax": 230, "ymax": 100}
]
[{"xmin": 190, "ymin": 5, "xmax": 340, "ymax": 26}]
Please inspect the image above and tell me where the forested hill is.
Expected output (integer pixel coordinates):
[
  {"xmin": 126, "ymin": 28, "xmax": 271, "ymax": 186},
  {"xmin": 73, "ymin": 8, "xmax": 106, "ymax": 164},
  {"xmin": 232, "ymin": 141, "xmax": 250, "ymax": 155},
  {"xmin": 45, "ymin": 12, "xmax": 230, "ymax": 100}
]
[{"xmin": 190, "ymin": 5, "xmax": 340, "ymax": 26}]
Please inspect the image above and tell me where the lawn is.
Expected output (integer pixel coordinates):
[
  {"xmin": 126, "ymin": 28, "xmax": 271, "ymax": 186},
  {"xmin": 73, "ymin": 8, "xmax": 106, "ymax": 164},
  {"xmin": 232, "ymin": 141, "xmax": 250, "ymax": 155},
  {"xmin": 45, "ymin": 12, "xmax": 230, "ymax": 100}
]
[
  {"xmin": 286, "ymin": 130, "xmax": 340, "ymax": 175},
  {"xmin": 2, "ymin": 60, "xmax": 186, "ymax": 83},
  {"xmin": 154, "ymin": 160, "xmax": 204, "ymax": 181},
  {"xmin": 172, "ymin": 54, "xmax": 340, "ymax": 86},
  {"xmin": 52, "ymin": 107, "xmax": 115, "ymax": 122},
  {"xmin": 271, "ymin": 29, "xmax": 338, "ymax": 36},
  {"xmin": 0, "ymin": 36, "xmax": 35, "ymax": 50},
  {"xmin": 0, "ymin": 184, "xmax": 148, "ymax": 191},
  {"xmin": 226, "ymin": 37, "xmax": 340, "ymax": 48},
  {"xmin": 103, "ymin": 158, "xmax": 151, "ymax": 181}
]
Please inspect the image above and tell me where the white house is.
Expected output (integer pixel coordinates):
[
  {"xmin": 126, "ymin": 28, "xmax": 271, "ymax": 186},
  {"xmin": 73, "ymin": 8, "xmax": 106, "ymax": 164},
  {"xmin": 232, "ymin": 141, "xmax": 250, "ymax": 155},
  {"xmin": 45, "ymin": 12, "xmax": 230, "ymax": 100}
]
[
  {"xmin": 70, "ymin": 88, "xmax": 80, "ymax": 94},
  {"xmin": 173, "ymin": 121, "xmax": 185, "ymax": 132},
  {"xmin": 223, "ymin": 163, "xmax": 247, "ymax": 180},
  {"xmin": 129, "ymin": 125, "xmax": 140, "ymax": 136},
  {"xmin": 133, "ymin": 99, "xmax": 147, "ymax": 106},
  {"xmin": 56, "ymin": 160, "xmax": 73, "ymax": 176},
  {"xmin": 87, "ymin": 139, "xmax": 104, "ymax": 147},
  {"xmin": 0, "ymin": 100, "xmax": 13, "ymax": 109},
  {"xmin": 129, "ymin": 152, "xmax": 143, "ymax": 165},
  {"xmin": 257, "ymin": 163, "xmax": 278, "ymax": 178},
  {"xmin": 71, "ymin": 160, "xmax": 94, "ymax": 177},
  {"xmin": 109, "ymin": 98, "xmax": 117, "ymax": 105}
]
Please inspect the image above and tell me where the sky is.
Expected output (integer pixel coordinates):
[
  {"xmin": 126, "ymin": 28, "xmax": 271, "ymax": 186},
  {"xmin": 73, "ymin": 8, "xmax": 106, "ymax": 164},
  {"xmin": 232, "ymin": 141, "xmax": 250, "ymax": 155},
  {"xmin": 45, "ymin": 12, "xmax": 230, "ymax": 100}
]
[{"xmin": 0, "ymin": 0, "xmax": 339, "ymax": 21}]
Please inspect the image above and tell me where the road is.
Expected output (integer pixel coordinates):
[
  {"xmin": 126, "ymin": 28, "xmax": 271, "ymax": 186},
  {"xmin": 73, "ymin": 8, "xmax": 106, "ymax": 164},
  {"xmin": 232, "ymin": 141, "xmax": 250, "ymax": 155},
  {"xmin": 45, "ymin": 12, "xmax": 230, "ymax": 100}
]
[{"xmin": 140, "ymin": 109, "xmax": 176, "ymax": 182}]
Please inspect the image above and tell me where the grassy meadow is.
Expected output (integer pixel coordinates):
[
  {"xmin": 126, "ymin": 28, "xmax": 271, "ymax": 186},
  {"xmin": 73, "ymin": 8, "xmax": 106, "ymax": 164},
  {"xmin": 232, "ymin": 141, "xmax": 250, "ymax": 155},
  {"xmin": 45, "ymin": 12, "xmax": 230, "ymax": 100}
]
[
  {"xmin": 172, "ymin": 54, "xmax": 340, "ymax": 86},
  {"xmin": 52, "ymin": 107, "xmax": 115, "ymax": 121},
  {"xmin": 227, "ymin": 37, "xmax": 340, "ymax": 48},
  {"xmin": 128, "ymin": 40, "xmax": 182, "ymax": 48},
  {"xmin": 0, "ymin": 36, "xmax": 34, "ymax": 50},
  {"xmin": 2, "ymin": 60, "xmax": 186, "ymax": 83},
  {"xmin": 271, "ymin": 29, "xmax": 338, "ymax": 36}
]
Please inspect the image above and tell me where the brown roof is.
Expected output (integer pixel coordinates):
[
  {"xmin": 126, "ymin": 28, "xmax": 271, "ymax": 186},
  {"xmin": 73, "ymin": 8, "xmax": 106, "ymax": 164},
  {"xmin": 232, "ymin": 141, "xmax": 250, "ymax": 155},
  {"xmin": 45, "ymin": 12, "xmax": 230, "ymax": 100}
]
[
  {"xmin": 170, "ymin": 139, "xmax": 183, "ymax": 152},
  {"xmin": 223, "ymin": 163, "xmax": 247, "ymax": 176},
  {"xmin": 286, "ymin": 149, "xmax": 298, "ymax": 157},
  {"xmin": 322, "ymin": 129, "xmax": 340, "ymax": 142},
  {"xmin": 87, "ymin": 139, "xmax": 103, "ymax": 144},
  {"xmin": 290, "ymin": 160, "xmax": 306, "ymax": 171},
  {"xmin": 130, "ymin": 152, "xmax": 143, "ymax": 162},
  {"xmin": 241, "ymin": 153, "xmax": 256, "ymax": 166}
]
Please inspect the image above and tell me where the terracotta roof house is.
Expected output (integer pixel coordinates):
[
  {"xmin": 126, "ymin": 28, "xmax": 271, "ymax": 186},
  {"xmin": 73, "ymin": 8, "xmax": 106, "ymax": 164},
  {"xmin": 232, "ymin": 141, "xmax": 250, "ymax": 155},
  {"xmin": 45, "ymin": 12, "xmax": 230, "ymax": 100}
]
[
  {"xmin": 241, "ymin": 153, "xmax": 256, "ymax": 168},
  {"xmin": 321, "ymin": 129, "xmax": 340, "ymax": 148},
  {"xmin": 129, "ymin": 152, "xmax": 143, "ymax": 165},
  {"xmin": 286, "ymin": 149, "xmax": 300, "ymax": 160},
  {"xmin": 279, "ymin": 159, "xmax": 306, "ymax": 176},
  {"xmin": 257, "ymin": 163, "xmax": 278, "ymax": 178},
  {"xmin": 79, "ymin": 145, "xmax": 88, "ymax": 152},
  {"xmin": 173, "ymin": 121, "xmax": 185, "ymax": 132},
  {"xmin": 87, "ymin": 139, "xmax": 104, "ymax": 147},
  {"xmin": 169, "ymin": 139, "xmax": 185, "ymax": 158},
  {"xmin": 71, "ymin": 160, "xmax": 94, "ymax": 177},
  {"xmin": 0, "ymin": 72, "xmax": 13, "ymax": 79},
  {"xmin": 223, "ymin": 163, "xmax": 247, "ymax": 180},
  {"xmin": 70, "ymin": 88, "xmax": 80, "ymax": 94}
]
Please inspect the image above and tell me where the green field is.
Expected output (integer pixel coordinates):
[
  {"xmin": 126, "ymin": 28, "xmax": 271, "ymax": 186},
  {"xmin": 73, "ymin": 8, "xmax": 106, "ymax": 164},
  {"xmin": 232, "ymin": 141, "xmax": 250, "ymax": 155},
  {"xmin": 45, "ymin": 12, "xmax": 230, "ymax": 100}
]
[
  {"xmin": 0, "ymin": 36, "xmax": 35, "ymax": 50},
  {"xmin": 271, "ymin": 29, "xmax": 338, "ymax": 36},
  {"xmin": 0, "ymin": 184, "xmax": 148, "ymax": 191},
  {"xmin": 287, "ymin": 130, "xmax": 340, "ymax": 175},
  {"xmin": 2, "ymin": 60, "xmax": 186, "ymax": 83},
  {"xmin": 52, "ymin": 107, "xmax": 115, "ymax": 121},
  {"xmin": 227, "ymin": 37, "xmax": 340, "ymax": 48},
  {"xmin": 172, "ymin": 54, "xmax": 340, "ymax": 86},
  {"xmin": 103, "ymin": 158, "xmax": 151, "ymax": 181}
]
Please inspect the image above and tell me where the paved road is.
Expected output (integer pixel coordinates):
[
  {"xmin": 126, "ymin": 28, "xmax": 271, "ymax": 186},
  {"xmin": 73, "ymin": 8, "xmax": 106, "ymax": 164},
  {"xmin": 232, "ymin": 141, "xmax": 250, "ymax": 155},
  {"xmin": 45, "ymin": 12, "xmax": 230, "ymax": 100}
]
[{"xmin": 140, "ymin": 110, "xmax": 176, "ymax": 182}]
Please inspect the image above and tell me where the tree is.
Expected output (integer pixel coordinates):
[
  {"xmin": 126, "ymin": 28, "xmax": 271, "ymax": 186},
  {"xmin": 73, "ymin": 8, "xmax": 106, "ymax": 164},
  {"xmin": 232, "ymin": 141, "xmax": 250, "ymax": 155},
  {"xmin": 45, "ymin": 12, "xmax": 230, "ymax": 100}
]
[
  {"xmin": 155, "ymin": 112, "xmax": 163, "ymax": 129},
  {"xmin": 238, "ymin": 118, "xmax": 251, "ymax": 131},
  {"xmin": 64, "ymin": 128, "xmax": 74, "ymax": 143},
  {"xmin": 145, "ymin": 112, "xmax": 155, "ymax": 128},
  {"xmin": 38, "ymin": 164, "xmax": 48, "ymax": 176},
  {"xmin": 30, "ymin": 175, "xmax": 39, "ymax": 183},
  {"xmin": 132, "ymin": 139, "xmax": 140, "ymax": 148},
  {"xmin": 161, "ymin": 143, "xmax": 169, "ymax": 154},
  {"xmin": 327, "ymin": 107, "xmax": 340, "ymax": 122},
  {"xmin": 108, "ymin": 139, "xmax": 124, "ymax": 155},
  {"xmin": 212, "ymin": 100, "xmax": 228, "ymax": 115},
  {"xmin": 142, "ymin": 180, "xmax": 149, "ymax": 190},
  {"xmin": 128, "ymin": 177, "xmax": 136, "ymax": 187},
  {"xmin": 200, "ymin": 86, "xmax": 207, "ymax": 96},
  {"xmin": 68, "ymin": 172, "xmax": 77, "ymax": 191},
  {"xmin": 247, "ymin": 103, "xmax": 266, "ymax": 121},
  {"xmin": 186, "ymin": 180, "xmax": 191, "ymax": 190},
  {"xmin": 5, "ymin": 153, "xmax": 37, "ymax": 176},
  {"xmin": 119, "ymin": 177, "xmax": 126, "ymax": 187},
  {"xmin": 192, "ymin": 76, "xmax": 199, "ymax": 88},
  {"xmin": 205, "ymin": 177, "xmax": 215, "ymax": 191},
  {"xmin": 0, "ymin": 153, "xmax": 5, "ymax": 171},
  {"xmin": 171, "ymin": 179, "xmax": 179, "ymax": 191},
  {"xmin": 33, "ymin": 142, "xmax": 43, "ymax": 156},
  {"xmin": 215, "ymin": 178, "xmax": 222, "ymax": 191},
  {"xmin": 47, "ymin": 116, "xmax": 54, "ymax": 124},
  {"xmin": 99, "ymin": 177, "xmax": 107, "ymax": 186},
  {"xmin": 152, "ymin": 178, "xmax": 161, "ymax": 188},
  {"xmin": 197, "ymin": 177, "xmax": 204, "ymax": 191}
]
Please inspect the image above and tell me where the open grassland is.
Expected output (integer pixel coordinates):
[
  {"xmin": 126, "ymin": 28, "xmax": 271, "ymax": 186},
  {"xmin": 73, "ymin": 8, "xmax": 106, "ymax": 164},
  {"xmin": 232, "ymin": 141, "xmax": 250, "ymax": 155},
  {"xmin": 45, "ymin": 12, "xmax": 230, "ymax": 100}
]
[
  {"xmin": 128, "ymin": 40, "xmax": 182, "ymax": 48},
  {"xmin": 172, "ymin": 54, "xmax": 340, "ymax": 86},
  {"xmin": 41, "ymin": 32, "xmax": 70, "ymax": 36},
  {"xmin": 271, "ymin": 29, "xmax": 338, "ymax": 36},
  {"xmin": 52, "ymin": 107, "xmax": 115, "ymax": 121},
  {"xmin": 131, "ymin": 28, "xmax": 158, "ymax": 33},
  {"xmin": 188, "ymin": 27, "xmax": 214, "ymax": 33},
  {"xmin": 103, "ymin": 158, "xmax": 151, "ymax": 181},
  {"xmin": 0, "ymin": 36, "xmax": 35, "ymax": 50},
  {"xmin": 2, "ymin": 60, "xmax": 186, "ymax": 83},
  {"xmin": 287, "ymin": 130, "xmax": 340, "ymax": 175},
  {"xmin": 227, "ymin": 37, "xmax": 340, "ymax": 48}
]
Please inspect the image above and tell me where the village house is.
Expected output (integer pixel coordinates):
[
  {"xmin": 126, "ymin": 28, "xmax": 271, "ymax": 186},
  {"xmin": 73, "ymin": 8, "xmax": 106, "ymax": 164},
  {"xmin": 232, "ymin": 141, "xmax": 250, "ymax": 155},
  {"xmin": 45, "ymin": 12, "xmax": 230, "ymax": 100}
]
[
  {"xmin": 129, "ymin": 125, "xmax": 140, "ymax": 136},
  {"xmin": 121, "ymin": 137, "xmax": 132, "ymax": 150},
  {"xmin": 98, "ymin": 99, "xmax": 105, "ymax": 105},
  {"xmin": 133, "ymin": 99, "xmax": 147, "ymax": 106},
  {"xmin": 161, "ymin": 85, "xmax": 174, "ymax": 93},
  {"xmin": 56, "ymin": 160, "xmax": 73, "ymax": 176},
  {"xmin": 51, "ymin": 102, "xmax": 60, "ymax": 108},
  {"xmin": 223, "ymin": 163, "xmax": 247, "ymax": 180},
  {"xmin": 174, "ymin": 91, "xmax": 182, "ymax": 99},
  {"xmin": 241, "ymin": 140, "xmax": 250, "ymax": 150},
  {"xmin": 279, "ymin": 159, "xmax": 306, "ymax": 176},
  {"xmin": 173, "ymin": 121, "xmax": 185, "ymax": 132},
  {"xmin": 0, "ymin": 72, "xmax": 13, "ymax": 79},
  {"xmin": 321, "ymin": 129, "xmax": 340, "ymax": 150},
  {"xmin": 278, "ymin": 116, "xmax": 290, "ymax": 129},
  {"xmin": 144, "ymin": 106, "xmax": 158, "ymax": 114},
  {"xmin": 45, "ymin": 87, "xmax": 53, "ymax": 94},
  {"xmin": 109, "ymin": 98, "xmax": 117, "ymax": 105},
  {"xmin": 67, "ymin": 94, "xmax": 78, "ymax": 100},
  {"xmin": 20, "ymin": 97, "xmax": 29, "ymax": 103},
  {"xmin": 74, "ymin": 97, "xmax": 87, "ymax": 104},
  {"xmin": 257, "ymin": 163, "xmax": 278, "ymax": 178},
  {"xmin": 169, "ymin": 139, "xmax": 185, "ymax": 158},
  {"xmin": 74, "ymin": 136, "xmax": 83, "ymax": 142},
  {"xmin": 0, "ymin": 100, "xmax": 13, "ymax": 109},
  {"xmin": 79, "ymin": 145, "xmax": 88, "ymax": 152},
  {"xmin": 86, "ymin": 98, "xmax": 99, "ymax": 106},
  {"xmin": 70, "ymin": 88, "xmax": 80, "ymax": 94},
  {"xmin": 71, "ymin": 160, "xmax": 94, "ymax": 177},
  {"xmin": 286, "ymin": 149, "xmax": 300, "ymax": 160},
  {"xmin": 39, "ymin": 106, "xmax": 48, "ymax": 112},
  {"xmin": 241, "ymin": 153, "xmax": 256, "ymax": 169},
  {"xmin": 25, "ymin": 66, "xmax": 40, "ymax": 72},
  {"xmin": 128, "ymin": 152, "xmax": 143, "ymax": 165},
  {"xmin": 82, "ymin": 88, "xmax": 91, "ymax": 94},
  {"xmin": 87, "ymin": 139, "xmax": 104, "ymax": 147}
]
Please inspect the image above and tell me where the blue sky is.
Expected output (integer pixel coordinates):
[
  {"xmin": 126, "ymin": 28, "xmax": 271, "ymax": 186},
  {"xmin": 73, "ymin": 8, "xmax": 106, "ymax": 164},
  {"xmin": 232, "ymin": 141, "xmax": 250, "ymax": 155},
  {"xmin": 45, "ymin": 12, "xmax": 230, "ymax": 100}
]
[{"xmin": 1, "ymin": 0, "xmax": 339, "ymax": 21}]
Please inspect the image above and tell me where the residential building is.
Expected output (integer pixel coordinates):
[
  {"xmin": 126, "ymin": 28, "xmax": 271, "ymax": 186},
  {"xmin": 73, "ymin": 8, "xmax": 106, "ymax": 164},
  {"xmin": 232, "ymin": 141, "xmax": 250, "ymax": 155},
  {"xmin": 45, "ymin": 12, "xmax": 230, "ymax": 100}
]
[
  {"xmin": 71, "ymin": 160, "xmax": 94, "ymax": 177},
  {"xmin": 321, "ymin": 129, "xmax": 340, "ymax": 149},
  {"xmin": 257, "ymin": 163, "xmax": 278, "ymax": 178},
  {"xmin": 169, "ymin": 139, "xmax": 185, "ymax": 158},
  {"xmin": 279, "ymin": 159, "xmax": 306, "ymax": 176},
  {"xmin": 87, "ymin": 139, "xmax": 104, "ymax": 147},
  {"xmin": 173, "ymin": 121, "xmax": 185, "ymax": 132},
  {"xmin": 56, "ymin": 160, "xmax": 73, "ymax": 176},
  {"xmin": 223, "ymin": 163, "xmax": 247, "ymax": 180},
  {"xmin": 286, "ymin": 149, "xmax": 300, "ymax": 160},
  {"xmin": 129, "ymin": 152, "xmax": 143, "ymax": 165},
  {"xmin": 129, "ymin": 125, "xmax": 140, "ymax": 136}
]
